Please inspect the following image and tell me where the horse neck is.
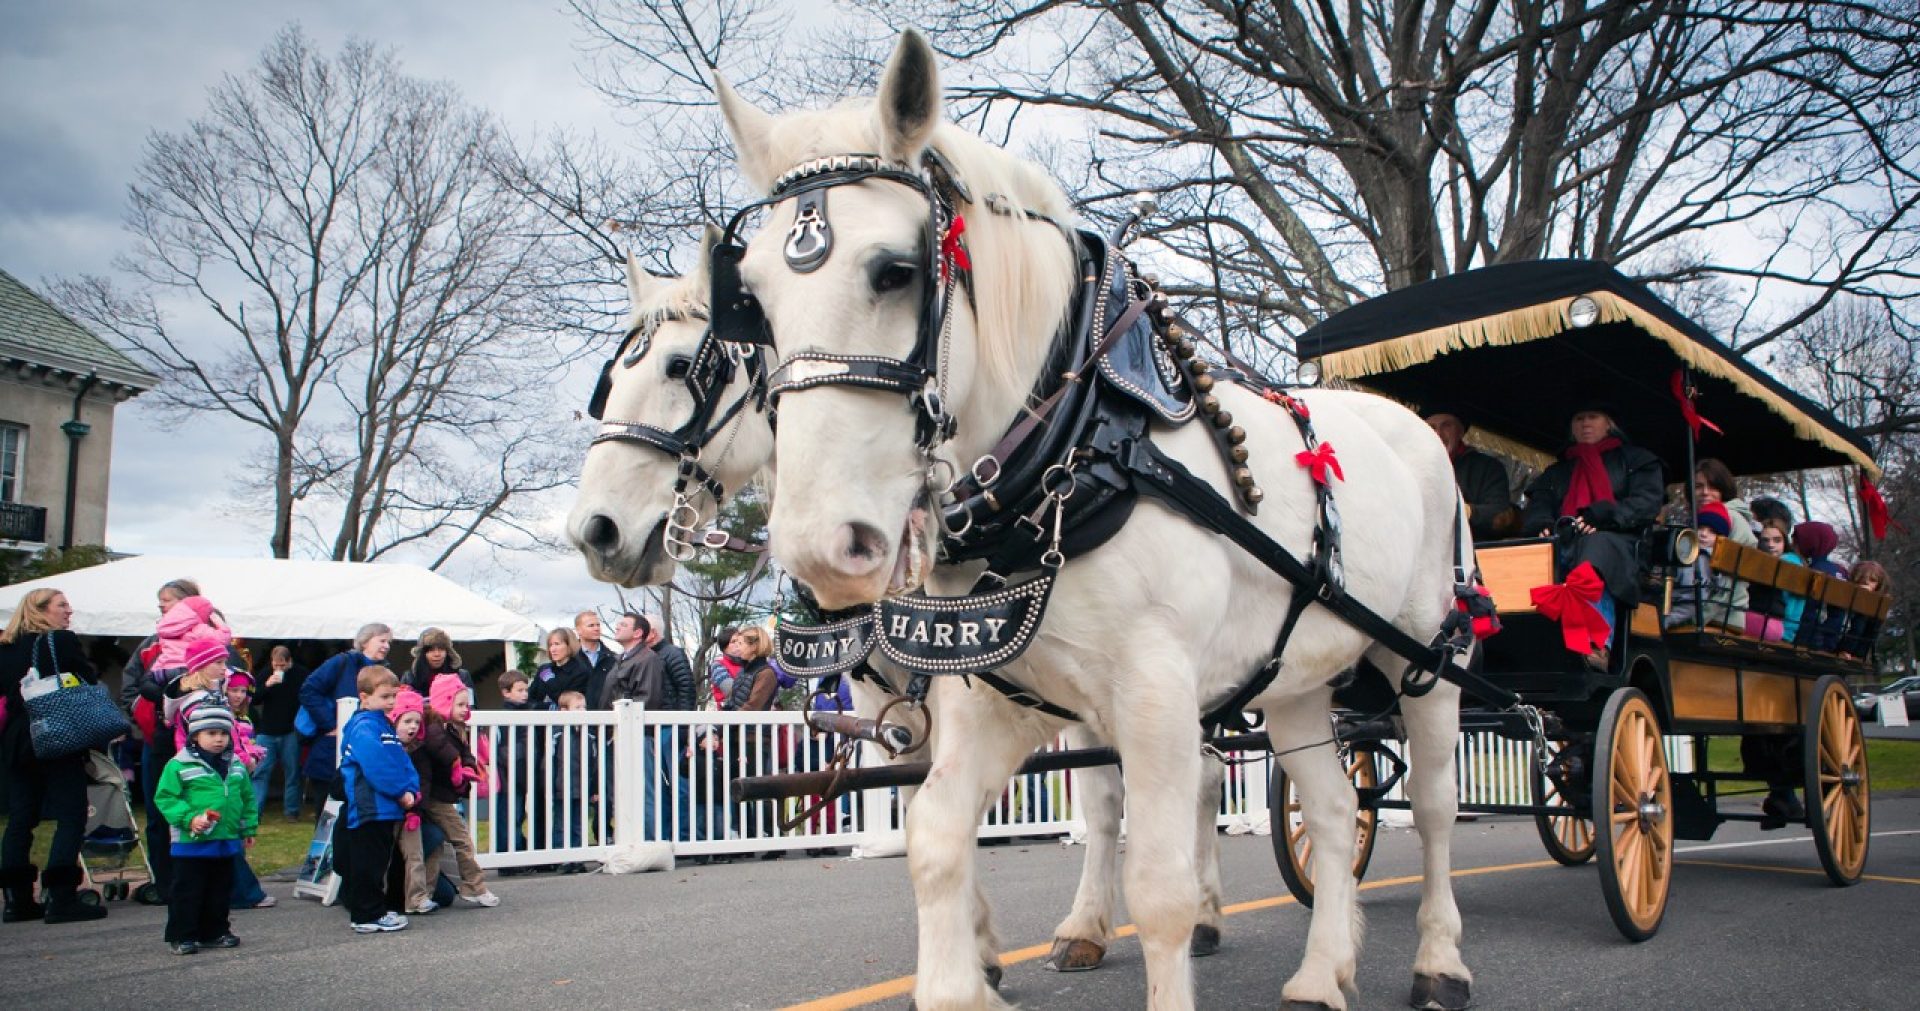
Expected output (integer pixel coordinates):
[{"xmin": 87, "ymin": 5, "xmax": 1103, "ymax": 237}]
[{"xmin": 948, "ymin": 239, "xmax": 1078, "ymax": 464}]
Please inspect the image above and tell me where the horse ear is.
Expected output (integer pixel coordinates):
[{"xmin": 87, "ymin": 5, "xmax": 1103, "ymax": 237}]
[
  {"xmin": 873, "ymin": 31, "xmax": 942, "ymax": 164},
  {"xmin": 714, "ymin": 74, "xmax": 778, "ymax": 193},
  {"xmin": 693, "ymin": 223, "xmax": 724, "ymax": 287},
  {"xmin": 626, "ymin": 251, "xmax": 669, "ymax": 306}
]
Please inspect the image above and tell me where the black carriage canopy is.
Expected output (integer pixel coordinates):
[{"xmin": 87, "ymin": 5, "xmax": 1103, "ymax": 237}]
[{"xmin": 1293, "ymin": 259, "xmax": 1879, "ymax": 480}]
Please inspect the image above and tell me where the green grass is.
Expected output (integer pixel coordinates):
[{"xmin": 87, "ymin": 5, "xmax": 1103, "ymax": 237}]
[
  {"xmin": 1701, "ymin": 737, "xmax": 1920, "ymax": 791},
  {"xmin": 0, "ymin": 809, "xmax": 320, "ymax": 877}
]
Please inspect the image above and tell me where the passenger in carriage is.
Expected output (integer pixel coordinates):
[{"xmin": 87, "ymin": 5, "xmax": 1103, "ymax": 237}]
[
  {"xmin": 1746, "ymin": 520, "xmax": 1803, "ymax": 642},
  {"xmin": 1664, "ymin": 503, "xmax": 1749, "ymax": 631},
  {"xmin": 1749, "ymin": 497, "xmax": 1795, "ymax": 534},
  {"xmin": 1423, "ymin": 406, "xmax": 1516, "ymax": 539},
  {"xmin": 1519, "ymin": 401, "xmax": 1665, "ymax": 669},
  {"xmin": 1791, "ymin": 521, "xmax": 1849, "ymax": 650},
  {"xmin": 1693, "ymin": 459, "xmax": 1758, "ymax": 546},
  {"xmin": 1838, "ymin": 561, "xmax": 1890, "ymax": 659}
]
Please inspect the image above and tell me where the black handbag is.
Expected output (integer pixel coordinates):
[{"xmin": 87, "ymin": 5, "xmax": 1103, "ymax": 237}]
[{"xmin": 20, "ymin": 634, "xmax": 129, "ymax": 760}]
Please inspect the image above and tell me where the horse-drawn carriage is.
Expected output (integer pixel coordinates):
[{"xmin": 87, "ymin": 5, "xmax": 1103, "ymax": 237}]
[{"xmin": 1278, "ymin": 258, "xmax": 1884, "ymax": 940}]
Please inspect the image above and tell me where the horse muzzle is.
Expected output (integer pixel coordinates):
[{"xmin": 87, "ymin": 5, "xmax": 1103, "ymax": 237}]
[{"xmin": 570, "ymin": 510, "xmax": 673, "ymax": 588}]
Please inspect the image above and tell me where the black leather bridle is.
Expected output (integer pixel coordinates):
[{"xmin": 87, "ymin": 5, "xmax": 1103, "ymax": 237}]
[
  {"xmin": 585, "ymin": 303, "xmax": 770, "ymax": 557},
  {"xmin": 709, "ymin": 152, "xmax": 972, "ymax": 454}
]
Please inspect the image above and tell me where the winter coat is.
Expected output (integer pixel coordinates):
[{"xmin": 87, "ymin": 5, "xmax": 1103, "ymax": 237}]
[
  {"xmin": 530, "ymin": 655, "xmax": 593, "ymax": 711},
  {"xmin": 421, "ymin": 718, "xmax": 478, "ymax": 804},
  {"xmin": 404, "ymin": 658, "xmax": 470, "ymax": 695},
  {"xmin": 656, "ymin": 642, "xmax": 696, "ymax": 712},
  {"xmin": 0, "ymin": 630, "xmax": 97, "ymax": 773},
  {"xmin": 1519, "ymin": 441, "xmax": 1664, "ymax": 604},
  {"xmin": 709, "ymin": 653, "xmax": 743, "ymax": 709},
  {"xmin": 577, "ymin": 643, "xmax": 616, "ymax": 710},
  {"xmin": 251, "ymin": 662, "xmax": 309, "ymax": 736},
  {"xmin": 154, "ymin": 748, "xmax": 258, "ymax": 857},
  {"xmin": 152, "ymin": 598, "xmax": 231, "ymax": 671},
  {"xmin": 339, "ymin": 708, "xmax": 420, "ymax": 829},
  {"xmin": 298, "ymin": 649, "xmax": 375, "ymax": 780},
  {"xmin": 1664, "ymin": 552, "xmax": 1749, "ymax": 630},
  {"xmin": 1454, "ymin": 448, "xmax": 1512, "ymax": 540},
  {"xmin": 733, "ymin": 659, "xmax": 778, "ymax": 712},
  {"xmin": 602, "ymin": 642, "xmax": 665, "ymax": 710}
]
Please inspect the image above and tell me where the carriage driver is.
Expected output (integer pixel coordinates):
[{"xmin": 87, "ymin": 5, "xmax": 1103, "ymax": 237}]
[
  {"xmin": 1424, "ymin": 405, "xmax": 1517, "ymax": 540},
  {"xmin": 1518, "ymin": 399, "xmax": 1666, "ymax": 669}
]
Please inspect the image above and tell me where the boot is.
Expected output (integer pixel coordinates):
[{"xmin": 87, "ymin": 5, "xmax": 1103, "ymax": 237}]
[
  {"xmin": 1, "ymin": 865, "xmax": 44, "ymax": 922},
  {"xmin": 40, "ymin": 866, "xmax": 107, "ymax": 924}
]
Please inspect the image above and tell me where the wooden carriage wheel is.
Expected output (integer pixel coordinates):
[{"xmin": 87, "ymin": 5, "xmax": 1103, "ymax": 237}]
[
  {"xmin": 1531, "ymin": 738, "xmax": 1596, "ymax": 866},
  {"xmin": 1270, "ymin": 749, "xmax": 1379, "ymax": 908},
  {"xmin": 1806, "ymin": 675, "xmax": 1871, "ymax": 885},
  {"xmin": 1592, "ymin": 688, "xmax": 1672, "ymax": 941}
]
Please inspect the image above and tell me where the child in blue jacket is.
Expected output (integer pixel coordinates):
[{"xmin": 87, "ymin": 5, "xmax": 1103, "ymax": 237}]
[{"xmin": 330, "ymin": 665, "xmax": 419, "ymax": 934}]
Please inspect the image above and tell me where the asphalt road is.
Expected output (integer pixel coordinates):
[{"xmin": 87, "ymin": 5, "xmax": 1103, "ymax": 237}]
[{"xmin": 6, "ymin": 795, "xmax": 1917, "ymax": 1010}]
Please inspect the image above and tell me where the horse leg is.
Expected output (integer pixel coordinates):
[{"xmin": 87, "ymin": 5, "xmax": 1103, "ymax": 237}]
[
  {"xmin": 1269, "ymin": 698, "xmax": 1364, "ymax": 1009},
  {"xmin": 908, "ymin": 684, "xmax": 1051, "ymax": 1011},
  {"xmin": 1189, "ymin": 758, "xmax": 1225, "ymax": 957},
  {"xmin": 1395, "ymin": 680, "xmax": 1473, "ymax": 1010},
  {"xmin": 1112, "ymin": 675, "xmax": 1204, "ymax": 1011},
  {"xmin": 1047, "ymin": 727, "xmax": 1119, "ymax": 971}
]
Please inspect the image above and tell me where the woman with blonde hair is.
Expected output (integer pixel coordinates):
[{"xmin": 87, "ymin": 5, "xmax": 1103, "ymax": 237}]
[
  {"xmin": 531, "ymin": 627, "xmax": 590, "ymax": 711},
  {"xmin": 1, "ymin": 588, "xmax": 109, "ymax": 923}
]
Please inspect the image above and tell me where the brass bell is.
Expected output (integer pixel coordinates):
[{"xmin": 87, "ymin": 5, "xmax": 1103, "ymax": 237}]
[
  {"xmin": 1212, "ymin": 411, "xmax": 1234, "ymax": 429},
  {"xmin": 1201, "ymin": 395, "xmax": 1221, "ymax": 414},
  {"xmin": 1234, "ymin": 467, "xmax": 1254, "ymax": 488},
  {"xmin": 1227, "ymin": 426, "xmax": 1246, "ymax": 444},
  {"xmin": 1173, "ymin": 342, "xmax": 1195, "ymax": 360},
  {"xmin": 1189, "ymin": 358, "xmax": 1210, "ymax": 374},
  {"xmin": 1192, "ymin": 373, "xmax": 1215, "ymax": 393},
  {"xmin": 1244, "ymin": 486, "xmax": 1265, "ymax": 505},
  {"xmin": 1230, "ymin": 445, "xmax": 1248, "ymax": 464}
]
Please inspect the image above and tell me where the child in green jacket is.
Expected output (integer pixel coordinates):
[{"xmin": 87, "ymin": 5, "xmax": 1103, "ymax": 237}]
[{"xmin": 154, "ymin": 699, "xmax": 258, "ymax": 955}]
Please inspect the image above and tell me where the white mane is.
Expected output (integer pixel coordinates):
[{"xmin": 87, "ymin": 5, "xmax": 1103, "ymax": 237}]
[{"xmin": 745, "ymin": 101, "xmax": 1083, "ymax": 392}]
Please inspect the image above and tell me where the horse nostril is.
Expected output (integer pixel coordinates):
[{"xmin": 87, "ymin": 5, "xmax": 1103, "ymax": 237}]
[
  {"xmin": 841, "ymin": 522, "xmax": 889, "ymax": 563},
  {"xmin": 582, "ymin": 514, "xmax": 621, "ymax": 552}
]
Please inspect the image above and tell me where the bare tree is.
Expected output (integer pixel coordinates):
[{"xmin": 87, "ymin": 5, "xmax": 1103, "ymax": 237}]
[{"xmin": 57, "ymin": 27, "xmax": 576, "ymax": 566}]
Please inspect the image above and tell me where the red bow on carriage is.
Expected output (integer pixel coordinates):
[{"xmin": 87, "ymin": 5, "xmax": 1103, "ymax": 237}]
[{"xmin": 1530, "ymin": 562, "xmax": 1610, "ymax": 654}]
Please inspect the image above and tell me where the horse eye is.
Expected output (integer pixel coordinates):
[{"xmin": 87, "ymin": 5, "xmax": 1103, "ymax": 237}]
[
  {"xmin": 665, "ymin": 356, "xmax": 692, "ymax": 379},
  {"xmin": 873, "ymin": 261, "xmax": 918, "ymax": 294}
]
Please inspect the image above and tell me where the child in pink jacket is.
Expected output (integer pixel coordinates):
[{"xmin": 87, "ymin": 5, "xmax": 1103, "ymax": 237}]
[{"xmin": 151, "ymin": 596, "xmax": 232, "ymax": 675}]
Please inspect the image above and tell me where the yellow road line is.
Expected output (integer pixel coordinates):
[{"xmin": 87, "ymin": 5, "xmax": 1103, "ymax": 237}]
[
  {"xmin": 1676, "ymin": 858, "xmax": 1920, "ymax": 886},
  {"xmin": 781, "ymin": 858, "xmax": 1555, "ymax": 1010}
]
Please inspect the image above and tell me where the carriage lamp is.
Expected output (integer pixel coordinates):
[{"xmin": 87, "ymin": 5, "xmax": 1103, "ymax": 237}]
[
  {"xmin": 1296, "ymin": 359, "xmax": 1322, "ymax": 386},
  {"xmin": 1567, "ymin": 295, "xmax": 1601, "ymax": 328}
]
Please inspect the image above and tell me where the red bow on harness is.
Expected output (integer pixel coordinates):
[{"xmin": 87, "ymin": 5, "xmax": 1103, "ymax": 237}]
[
  {"xmin": 1295, "ymin": 442, "xmax": 1343, "ymax": 485},
  {"xmin": 1670, "ymin": 369, "xmax": 1722, "ymax": 440},
  {"xmin": 1262, "ymin": 387, "xmax": 1310, "ymax": 418},
  {"xmin": 1859, "ymin": 475, "xmax": 1901, "ymax": 539},
  {"xmin": 940, "ymin": 214, "xmax": 971, "ymax": 282},
  {"xmin": 1530, "ymin": 561, "xmax": 1610, "ymax": 654}
]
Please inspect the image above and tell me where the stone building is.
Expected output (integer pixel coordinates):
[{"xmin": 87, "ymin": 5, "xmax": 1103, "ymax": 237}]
[{"xmin": 0, "ymin": 267, "xmax": 157, "ymax": 558}]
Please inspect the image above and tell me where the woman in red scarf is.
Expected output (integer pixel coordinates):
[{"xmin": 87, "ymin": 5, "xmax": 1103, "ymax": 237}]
[{"xmin": 1518, "ymin": 402, "xmax": 1666, "ymax": 667}]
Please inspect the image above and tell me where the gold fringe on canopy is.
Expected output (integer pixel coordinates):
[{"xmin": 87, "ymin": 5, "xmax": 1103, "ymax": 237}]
[{"xmin": 1315, "ymin": 289, "xmax": 1880, "ymax": 479}]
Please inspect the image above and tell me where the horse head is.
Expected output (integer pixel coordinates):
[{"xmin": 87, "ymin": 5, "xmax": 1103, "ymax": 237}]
[
  {"xmin": 568, "ymin": 225, "xmax": 774, "ymax": 587},
  {"xmin": 715, "ymin": 31, "xmax": 1079, "ymax": 608}
]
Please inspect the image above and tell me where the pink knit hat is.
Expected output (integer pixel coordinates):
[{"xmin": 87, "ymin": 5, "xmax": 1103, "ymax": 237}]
[
  {"xmin": 428, "ymin": 673, "xmax": 467, "ymax": 720},
  {"xmin": 392, "ymin": 687, "xmax": 426, "ymax": 724},
  {"xmin": 182, "ymin": 638, "xmax": 229, "ymax": 674}
]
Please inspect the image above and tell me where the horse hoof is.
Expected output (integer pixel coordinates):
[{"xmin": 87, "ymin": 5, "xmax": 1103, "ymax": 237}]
[
  {"xmin": 1044, "ymin": 937, "xmax": 1107, "ymax": 972},
  {"xmin": 1280, "ymin": 1001, "xmax": 1339, "ymax": 1010},
  {"xmin": 984, "ymin": 964, "xmax": 1004, "ymax": 990},
  {"xmin": 1190, "ymin": 922, "xmax": 1222, "ymax": 957},
  {"xmin": 1410, "ymin": 972, "xmax": 1472, "ymax": 1010}
]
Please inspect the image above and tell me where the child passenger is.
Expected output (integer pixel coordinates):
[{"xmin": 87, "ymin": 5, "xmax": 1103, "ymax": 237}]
[
  {"xmin": 1665, "ymin": 503, "xmax": 1748, "ymax": 630},
  {"xmin": 333, "ymin": 666, "xmax": 419, "ymax": 934},
  {"xmin": 154, "ymin": 700, "xmax": 257, "ymax": 954}
]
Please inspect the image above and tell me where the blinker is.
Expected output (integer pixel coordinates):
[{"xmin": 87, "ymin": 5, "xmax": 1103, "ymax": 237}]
[{"xmin": 709, "ymin": 241, "xmax": 775, "ymax": 346}]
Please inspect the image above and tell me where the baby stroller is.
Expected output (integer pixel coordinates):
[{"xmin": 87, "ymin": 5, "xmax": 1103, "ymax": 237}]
[{"xmin": 79, "ymin": 749, "xmax": 160, "ymax": 904}]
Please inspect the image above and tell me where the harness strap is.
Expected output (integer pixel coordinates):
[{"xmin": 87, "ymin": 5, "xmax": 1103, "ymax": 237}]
[{"xmin": 970, "ymin": 670, "xmax": 1081, "ymax": 721}]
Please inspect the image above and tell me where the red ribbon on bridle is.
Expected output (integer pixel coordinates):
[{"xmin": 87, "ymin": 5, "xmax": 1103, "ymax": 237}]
[
  {"xmin": 1295, "ymin": 442, "xmax": 1343, "ymax": 485},
  {"xmin": 1670, "ymin": 369, "xmax": 1722, "ymax": 440},
  {"xmin": 1859, "ymin": 475, "xmax": 1901, "ymax": 539},
  {"xmin": 1530, "ymin": 561, "xmax": 1610, "ymax": 654},
  {"xmin": 939, "ymin": 214, "xmax": 971, "ymax": 282}
]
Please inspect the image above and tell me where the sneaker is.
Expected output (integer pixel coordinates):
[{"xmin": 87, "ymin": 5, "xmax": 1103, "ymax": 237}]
[
  {"xmin": 252, "ymin": 895, "xmax": 277, "ymax": 909},
  {"xmin": 460, "ymin": 891, "xmax": 501, "ymax": 908},
  {"xmin": 170, "ymin": 941, "xmax": 199, "ymax": 955},
  {"xmin": 204, "ymin": 934, "xmax": 241, "ymax": 949},
  {"xmin": 407, "ymin": 899, "xmax": 439, "ymax": 915},
  {"xmin": 351, "ymin": 912, "xmax": 410, "ymax": 934}
]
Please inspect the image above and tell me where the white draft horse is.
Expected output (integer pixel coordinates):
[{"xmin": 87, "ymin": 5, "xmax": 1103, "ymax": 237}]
[
  {"xmin": 565, "ymin": 231, "xmax": 1224, "ymax": 981},
  {"xmin": 715, "ymin": 32, "xmax": 1474, "ymax": 1011}
]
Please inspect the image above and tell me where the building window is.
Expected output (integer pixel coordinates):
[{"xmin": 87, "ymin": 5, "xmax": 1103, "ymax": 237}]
[{"xmin": 0, "ymin": 424, "xmax": 21, "ymax": 503}]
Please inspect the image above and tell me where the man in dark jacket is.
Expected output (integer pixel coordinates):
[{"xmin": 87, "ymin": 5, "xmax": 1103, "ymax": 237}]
[
  {"xmin": 298, "ymin": 623, "xmax": 391, "ymax": 784},
  {"xmin": 1425, "ymin": 407, "xmax": 1515, "ymax": 540},
  {"xmin": 250, "ymin": 645, "xmax": 309, "ymax": 819},
  {"xmin": 643, "ymin": 614, "xmax": 697, "ymax": 713},
  {"xmin": 600, "ymin": 614, "xmax": 663, "ymax": 709},
  {"xmin": 574, "ymin": 611, "xmax": 616, "ymax": 711}
]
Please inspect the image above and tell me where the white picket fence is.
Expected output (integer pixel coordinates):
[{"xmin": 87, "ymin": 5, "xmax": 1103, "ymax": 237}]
[{"xmin": 448, "ymin": 703, "xmax": 1697, "ymax": 869}]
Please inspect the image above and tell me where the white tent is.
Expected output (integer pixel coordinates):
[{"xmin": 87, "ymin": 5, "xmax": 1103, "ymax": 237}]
[{"xmin": 0, "ymin": 555, "xmax": 541, "ymax": 642}]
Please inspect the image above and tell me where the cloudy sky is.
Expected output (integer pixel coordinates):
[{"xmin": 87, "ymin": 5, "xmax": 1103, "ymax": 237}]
[{"xmin": 1, "ymin": 2, "xmax": 646, "ymax": 629}]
